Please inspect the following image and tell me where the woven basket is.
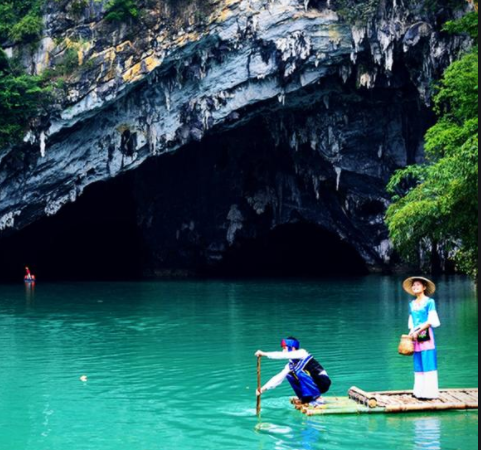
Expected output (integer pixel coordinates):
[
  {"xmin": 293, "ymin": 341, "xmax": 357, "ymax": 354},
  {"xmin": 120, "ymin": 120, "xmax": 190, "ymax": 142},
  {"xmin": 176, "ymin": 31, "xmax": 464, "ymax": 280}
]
[{"xmin": 398, "ymin": 334, "xmax": 415, "ymax": 356}]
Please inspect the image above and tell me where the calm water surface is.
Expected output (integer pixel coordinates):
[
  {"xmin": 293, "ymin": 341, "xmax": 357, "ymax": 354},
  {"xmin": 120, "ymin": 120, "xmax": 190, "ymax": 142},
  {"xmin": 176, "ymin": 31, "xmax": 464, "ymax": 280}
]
[{"xmin": 0, "ymin": 276, "xmax": 478, "ymax": 450}]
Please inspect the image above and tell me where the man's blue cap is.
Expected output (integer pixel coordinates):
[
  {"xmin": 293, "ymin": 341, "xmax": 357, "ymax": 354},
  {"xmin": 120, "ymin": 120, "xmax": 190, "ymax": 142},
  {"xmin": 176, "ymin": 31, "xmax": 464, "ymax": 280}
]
[{"xmin": 281, "ymin": 338, "xmax": 300, "ymax": 350}]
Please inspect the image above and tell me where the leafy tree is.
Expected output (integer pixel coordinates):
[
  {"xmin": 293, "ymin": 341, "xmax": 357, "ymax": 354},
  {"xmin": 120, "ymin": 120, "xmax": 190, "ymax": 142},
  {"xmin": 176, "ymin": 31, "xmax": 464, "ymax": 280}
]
[
  {"xmin": 0, "ymin": 0, "xmax": 44, "ymax": 44},
  {"xmin": 444, "ymin": 10, "xmax": 479, "ymax": 39},
  {"xmin": 386, "ymin": 10, "xmax": 478, "ymax": 279},
  {"xmin": 9, "ymin": 14, "xmax": 44, "ymax": 44},
  {"xmin": 105, "ymin": 0, "xmax": 139, "ymax": 22},
  {"xmin": 0, "ymin": 50, "xmax": 51, "ymax": 149}
]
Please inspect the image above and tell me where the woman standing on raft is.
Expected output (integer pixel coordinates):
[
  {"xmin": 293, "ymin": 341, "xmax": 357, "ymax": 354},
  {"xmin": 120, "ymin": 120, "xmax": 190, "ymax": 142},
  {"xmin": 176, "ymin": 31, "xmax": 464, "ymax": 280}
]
[{"xmin": 404, "ymin": 277, "xmax": 441, "ymax": 400}]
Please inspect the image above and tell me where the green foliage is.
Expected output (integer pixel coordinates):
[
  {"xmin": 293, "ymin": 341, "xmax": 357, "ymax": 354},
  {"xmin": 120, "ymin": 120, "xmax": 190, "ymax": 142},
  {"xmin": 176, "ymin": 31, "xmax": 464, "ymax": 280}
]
[
  {"xmin": 105, "ymin": 0, "xmax": 139, "ymax": 22},
  {"xmin": 71, "ymin": 0, "xmax": 90, "ymax": 17},
  {"xmin": 9, "ymin": 13, "xmax": 44, "ymax": 44},
  {"xmin": 161, "ymin": 0, "xmax": 214, "ymax": 24},
  {"xmin": 444, "ymin": 11, "xmax": 479, "ymax": 40},
  {"xmin": 0, "ymin": 49, "xmax": 51, "ymax": 149},
  {"xmin": 333, "ymin": 0, "xmax": 380, "ymax": 25},
  {"xmin": 421, "ymin": 0, "xmax": 467, "ymax": 13},
  {"xmin": 0, "ymin": 48, "xmax": 9, "ymax": 70},
  {"xmin": 0, "ymin": 0, "xmax": 45, "ymax": 44},
  {"xmin": 55, "ymin": 48, "xmax": 80, "ymax": 76},
  {"xmin": 0, "ymin": 1, "xmax": 51, "ymax": 149},
  {"xmin": 331, "ymin": 0, "xmax": 468, "ymax": 25},
  {"xmin": 386, "ymin": 13, "xmax": 479, "ymax": 278}
]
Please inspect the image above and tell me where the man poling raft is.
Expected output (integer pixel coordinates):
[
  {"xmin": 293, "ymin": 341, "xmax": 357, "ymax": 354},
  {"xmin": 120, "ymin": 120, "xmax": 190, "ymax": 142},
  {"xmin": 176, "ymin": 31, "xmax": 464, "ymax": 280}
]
[{"xmin": 256, "ymin": 337, "xmax": 331, "ymax": 407}]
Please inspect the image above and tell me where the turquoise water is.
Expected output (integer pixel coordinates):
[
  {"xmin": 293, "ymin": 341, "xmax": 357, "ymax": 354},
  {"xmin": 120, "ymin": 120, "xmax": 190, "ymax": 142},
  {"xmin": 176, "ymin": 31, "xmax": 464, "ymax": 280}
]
[{"xmin": 0, "ymin": 276, "xmax": 477, "ymax": 450}]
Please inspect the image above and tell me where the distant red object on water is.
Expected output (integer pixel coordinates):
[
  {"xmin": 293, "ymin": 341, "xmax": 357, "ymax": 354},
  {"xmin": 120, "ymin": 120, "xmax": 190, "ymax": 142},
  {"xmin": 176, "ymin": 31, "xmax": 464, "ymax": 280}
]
[{"xmin": 24, "ymin": 266, "xmax": 36, "ymax": 283}]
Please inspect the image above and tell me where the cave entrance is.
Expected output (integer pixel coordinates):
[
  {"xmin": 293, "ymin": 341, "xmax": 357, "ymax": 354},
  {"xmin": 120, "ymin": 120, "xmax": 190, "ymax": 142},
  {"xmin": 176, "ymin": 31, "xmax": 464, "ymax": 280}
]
[
  {"xmin": 212, "ymin": 223, "xmax": 369, "ymax": 278},
  {"xmin": 0, "ymin": 174, "xmax": 145, "ymax": 282}
]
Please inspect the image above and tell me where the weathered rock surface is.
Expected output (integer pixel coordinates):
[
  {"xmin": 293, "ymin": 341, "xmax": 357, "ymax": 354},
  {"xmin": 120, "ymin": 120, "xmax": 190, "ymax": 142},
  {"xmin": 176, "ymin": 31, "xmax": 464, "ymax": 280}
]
[{"xmin": 0, "ymin": 0, "xmax": 472, "ymax": 275}]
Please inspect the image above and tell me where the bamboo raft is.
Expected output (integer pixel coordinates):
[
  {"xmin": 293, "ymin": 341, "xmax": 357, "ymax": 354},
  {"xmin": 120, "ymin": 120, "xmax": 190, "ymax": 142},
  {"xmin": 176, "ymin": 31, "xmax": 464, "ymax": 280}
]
[{"xmin": 291, "ymin": 387, "xmax": 479, "ymax": 416}]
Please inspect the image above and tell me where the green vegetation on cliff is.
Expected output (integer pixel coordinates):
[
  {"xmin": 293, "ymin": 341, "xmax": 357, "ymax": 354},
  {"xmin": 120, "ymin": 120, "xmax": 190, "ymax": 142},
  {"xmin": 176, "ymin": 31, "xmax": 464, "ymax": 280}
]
[
  {"xmin": 0, "ymin": 0, "xmax": 47, "ymax": 149},
  {"xmin": 331, "ymin": 0, "xmax": 467, "ymax": 25},
  {"xmin": 0, "ymin": 49, "xmax": 51, "ymax": 149},
  {"xmin": 105, "ymin": 0, "xmax": 140, "ymax": 22},
  {"xmin": 0, "ymin": 0, "xmax": 142, "ymax": 41},
  {"xmin": 0, "ymin": 0, "xmax": 45, "ymax": 44},
  {"xmin": 386, "ymin": 8, "xmax": 478, "ymax": 278}
]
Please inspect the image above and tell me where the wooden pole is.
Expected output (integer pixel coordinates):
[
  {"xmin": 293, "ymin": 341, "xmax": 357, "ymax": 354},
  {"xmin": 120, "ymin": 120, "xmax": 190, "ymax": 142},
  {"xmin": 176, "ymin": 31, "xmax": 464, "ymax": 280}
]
[{"xmin": 256, "ymin": 356, "xmax": 262, "ymax": 417}]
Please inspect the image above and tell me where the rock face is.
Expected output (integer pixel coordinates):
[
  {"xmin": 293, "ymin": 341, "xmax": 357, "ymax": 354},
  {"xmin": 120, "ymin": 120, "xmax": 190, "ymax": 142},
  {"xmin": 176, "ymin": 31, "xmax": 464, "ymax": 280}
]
[
  {"xmin": 133, "ymin": 81, "xmax": 427, "ymax": 275},
  {"xmin": 0, "ymin": 0, "xmax": 472, "ymax": 276}
]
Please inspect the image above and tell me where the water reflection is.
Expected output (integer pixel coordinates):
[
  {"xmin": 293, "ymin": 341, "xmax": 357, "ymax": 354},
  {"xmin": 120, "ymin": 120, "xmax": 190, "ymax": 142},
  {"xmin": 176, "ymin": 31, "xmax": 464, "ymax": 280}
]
[
  {"xmin": 413, "ymin": 417, "xmax": 441, "ymax": 450},
  {"xmin": 299, "ymin": 424, "xmax": 323, "ymax": 450},
  {"xmin": 256, "ymin": 421, "xmax": 325, "ymax": 450},
  {"xmin": 25, "ymin": 283, "xmax": 35, "ymax": 306}
]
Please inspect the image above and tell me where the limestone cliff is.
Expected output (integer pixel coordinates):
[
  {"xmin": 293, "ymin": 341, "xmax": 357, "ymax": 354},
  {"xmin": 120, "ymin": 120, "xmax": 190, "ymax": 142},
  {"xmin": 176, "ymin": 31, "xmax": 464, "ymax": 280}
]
[{"xmin": 0, "ymin": 0, "xmax": 472, "ymax": 276}]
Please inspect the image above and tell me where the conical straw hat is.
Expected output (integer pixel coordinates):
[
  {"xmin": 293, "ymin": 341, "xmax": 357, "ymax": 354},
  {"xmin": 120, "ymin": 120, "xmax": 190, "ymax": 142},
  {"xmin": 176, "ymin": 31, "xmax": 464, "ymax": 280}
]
[{"xmin": 403, "ymin": 277, "xmax": 436, "ymax": 296}]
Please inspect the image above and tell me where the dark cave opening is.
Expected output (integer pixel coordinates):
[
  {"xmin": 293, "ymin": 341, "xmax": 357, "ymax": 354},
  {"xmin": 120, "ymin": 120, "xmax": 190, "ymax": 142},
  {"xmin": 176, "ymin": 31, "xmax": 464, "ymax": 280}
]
[
  {"xmin": 0, "ymin": 175, "xmax": 369, "ymax": 282},
  {"xmin": 0, "ymin": 175, "xmax": 145, "ymax": 282},
  {"xmin": 211, "ymin": 223, "xmax": 369, "ymax": 278},
  {"xmin": 1, "ymin": 83, "xmax": 410, "ymax": 283}
]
